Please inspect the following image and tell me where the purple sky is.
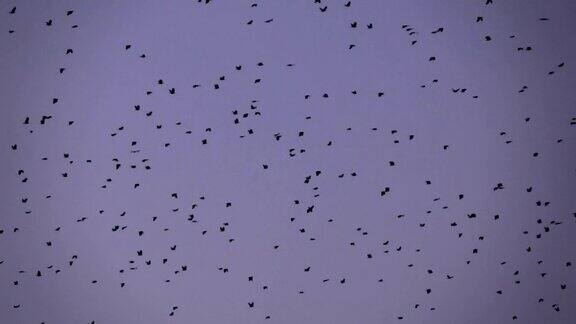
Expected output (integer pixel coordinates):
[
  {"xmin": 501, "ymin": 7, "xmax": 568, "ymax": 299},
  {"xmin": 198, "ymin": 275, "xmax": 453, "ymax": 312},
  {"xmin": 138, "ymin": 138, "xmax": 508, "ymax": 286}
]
[{"xmin": 1, "ymin": 0, "xmax": 576, "ymax": 323}]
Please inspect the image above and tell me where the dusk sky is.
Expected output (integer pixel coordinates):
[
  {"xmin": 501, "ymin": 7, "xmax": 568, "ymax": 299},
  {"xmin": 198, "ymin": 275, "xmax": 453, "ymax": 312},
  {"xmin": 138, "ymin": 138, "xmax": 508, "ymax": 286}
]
[{"xmin": 1, "ymin": 1, "xmax": 576, "ymax": 323}]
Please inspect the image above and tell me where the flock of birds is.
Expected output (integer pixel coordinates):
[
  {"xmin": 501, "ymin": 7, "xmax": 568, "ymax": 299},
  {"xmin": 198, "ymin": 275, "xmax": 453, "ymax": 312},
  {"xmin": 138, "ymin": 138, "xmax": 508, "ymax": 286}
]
[{"xmin": 1, "ymin": 0, "xmax": 576, "ymax": 323}]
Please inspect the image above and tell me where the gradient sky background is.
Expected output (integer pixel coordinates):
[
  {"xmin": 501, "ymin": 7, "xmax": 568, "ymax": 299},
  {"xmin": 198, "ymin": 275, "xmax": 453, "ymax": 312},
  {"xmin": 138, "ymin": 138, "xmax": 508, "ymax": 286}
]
[{"xmin": 1, "ymin": 0, "xmax": 576, "ymax": 323}]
